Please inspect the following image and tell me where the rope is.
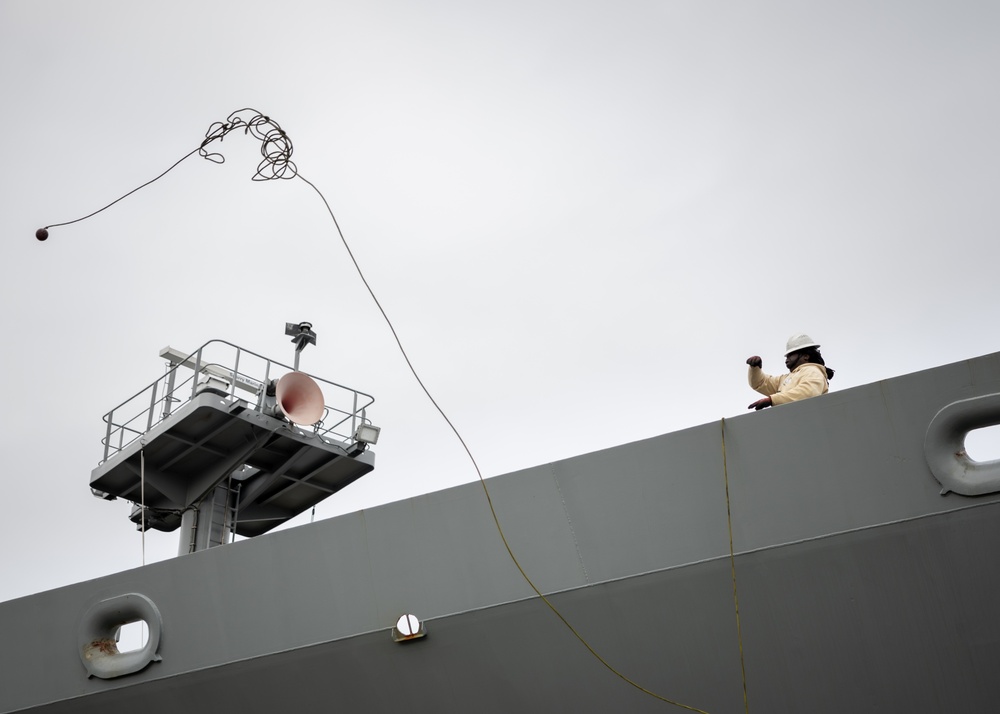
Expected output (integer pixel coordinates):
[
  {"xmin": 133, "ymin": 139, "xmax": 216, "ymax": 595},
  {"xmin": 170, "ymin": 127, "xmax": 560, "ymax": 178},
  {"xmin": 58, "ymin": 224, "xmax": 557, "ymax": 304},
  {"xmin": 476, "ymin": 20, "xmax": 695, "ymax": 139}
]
[
  {"xmin": 140, "ymin": 442, "xmax": 146, "ymax": 567},
  {"xmin": 38, "ymin": 109, "xmax": 295, "ymax": 236},
  {"xmin": 36, "ymin": 109, "xmax": 727, "ymax": 710},
  {"xmin": 720, "ymin": 418, "xmax": 749, "ymax": 712},
  {"xmin": 299, "ymin": 170, "xmax": 710, "ymax": 713},
  {"xmin": 140, "ymin": 442, "xmax": 147, "ymax": 649}
]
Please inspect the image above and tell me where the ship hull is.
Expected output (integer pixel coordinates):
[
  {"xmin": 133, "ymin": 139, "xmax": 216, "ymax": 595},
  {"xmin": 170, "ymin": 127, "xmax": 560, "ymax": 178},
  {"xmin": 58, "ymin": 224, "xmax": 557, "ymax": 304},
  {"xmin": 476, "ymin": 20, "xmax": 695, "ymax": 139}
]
[{"xmin": 3, "ymin": 353, "xmax": 1000, "ymax": 713}]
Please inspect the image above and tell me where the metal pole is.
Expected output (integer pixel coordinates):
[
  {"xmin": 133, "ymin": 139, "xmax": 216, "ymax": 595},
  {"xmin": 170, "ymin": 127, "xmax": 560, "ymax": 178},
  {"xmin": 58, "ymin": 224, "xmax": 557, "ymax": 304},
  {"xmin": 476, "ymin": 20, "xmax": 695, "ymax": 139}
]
[
  {"xmin": 145, "ymin": 382, "xmax": 158, "ymax": 433},
  {"xmin": 162, "ymin": 366, "xmax": 177, "ymax": 419},
  {"xmin": 103, "ymin": 414, "xmax": 113, "ymax": 463}
]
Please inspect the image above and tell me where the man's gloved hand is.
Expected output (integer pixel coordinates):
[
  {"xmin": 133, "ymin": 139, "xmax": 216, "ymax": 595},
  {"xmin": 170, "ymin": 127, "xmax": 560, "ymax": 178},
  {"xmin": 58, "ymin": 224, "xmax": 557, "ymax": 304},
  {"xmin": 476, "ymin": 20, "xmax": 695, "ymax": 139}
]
[{"xmin": 748, "ymin": 396, "xmax": 772, "ymax": 411}]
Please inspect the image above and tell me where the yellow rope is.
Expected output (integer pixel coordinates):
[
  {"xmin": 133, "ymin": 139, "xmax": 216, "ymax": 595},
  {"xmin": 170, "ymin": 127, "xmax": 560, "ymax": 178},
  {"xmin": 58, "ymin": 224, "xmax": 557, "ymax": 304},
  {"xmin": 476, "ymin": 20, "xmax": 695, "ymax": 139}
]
[
  {"xmin": 474, "ymin": 468, "xmax": 711, "ymax": 713},
  {"xmin": 720, "ymin": 418, "xmax": 750, "ymax": 713},
  {"xmin": 302, "ymin": 172, "xmax": 713, "ymax": 710}
]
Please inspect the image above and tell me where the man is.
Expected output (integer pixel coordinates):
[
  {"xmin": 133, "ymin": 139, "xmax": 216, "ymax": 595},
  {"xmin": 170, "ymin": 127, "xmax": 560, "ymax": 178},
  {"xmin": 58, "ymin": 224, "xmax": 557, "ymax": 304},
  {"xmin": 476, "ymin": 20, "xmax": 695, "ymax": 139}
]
[{"xmin": 747, "ymin": 334, "xmax": 835, "ymax": 410}]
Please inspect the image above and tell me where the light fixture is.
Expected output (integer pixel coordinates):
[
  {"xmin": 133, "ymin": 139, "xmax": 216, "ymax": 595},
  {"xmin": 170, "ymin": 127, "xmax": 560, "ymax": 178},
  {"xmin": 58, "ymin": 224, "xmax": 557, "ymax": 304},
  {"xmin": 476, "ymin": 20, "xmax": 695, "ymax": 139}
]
[
  {"xmin": 391, "ymin": 614, "xmax": 426, "ymax": 642},
  {"xmin": 348, "ymin": 424, "xmax": 381, "ymax": 457},
  {"xmin": 354, "ymin": 424, "xmax": 381, "ymax": 446}
]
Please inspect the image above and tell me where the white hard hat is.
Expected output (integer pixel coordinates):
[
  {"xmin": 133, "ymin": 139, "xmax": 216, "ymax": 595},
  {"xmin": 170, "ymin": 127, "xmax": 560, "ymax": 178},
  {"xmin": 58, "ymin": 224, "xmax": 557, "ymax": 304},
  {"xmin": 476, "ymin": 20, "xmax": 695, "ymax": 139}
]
[{"xmin": 785, "ymin": 333, "xmax": 820, "ymax": 355}]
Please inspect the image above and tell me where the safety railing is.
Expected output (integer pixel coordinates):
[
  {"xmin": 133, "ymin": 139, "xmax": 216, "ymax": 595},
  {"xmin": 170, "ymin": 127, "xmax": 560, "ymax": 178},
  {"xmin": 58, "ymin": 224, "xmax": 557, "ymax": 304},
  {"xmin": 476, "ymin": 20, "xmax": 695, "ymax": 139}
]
[{"xmin": 99, "ymin": 339, "xmax": 376, "ymax": 464}]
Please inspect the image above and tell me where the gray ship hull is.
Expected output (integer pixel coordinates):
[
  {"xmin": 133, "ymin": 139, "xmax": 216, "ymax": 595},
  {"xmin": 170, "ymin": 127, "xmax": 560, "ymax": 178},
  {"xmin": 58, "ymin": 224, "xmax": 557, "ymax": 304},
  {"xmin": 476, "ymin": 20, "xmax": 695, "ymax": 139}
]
[{"xmin": 3, "ymin": 353, "xmax": 1000, "ymax": 712}]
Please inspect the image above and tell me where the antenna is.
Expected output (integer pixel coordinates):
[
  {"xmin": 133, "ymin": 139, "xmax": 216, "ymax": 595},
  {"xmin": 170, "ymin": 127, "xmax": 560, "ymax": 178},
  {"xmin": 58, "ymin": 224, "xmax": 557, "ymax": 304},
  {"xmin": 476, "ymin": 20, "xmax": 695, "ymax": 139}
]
[{"xmin": 285, "ymin": 321, "xmax": 317, "ymax": 370}]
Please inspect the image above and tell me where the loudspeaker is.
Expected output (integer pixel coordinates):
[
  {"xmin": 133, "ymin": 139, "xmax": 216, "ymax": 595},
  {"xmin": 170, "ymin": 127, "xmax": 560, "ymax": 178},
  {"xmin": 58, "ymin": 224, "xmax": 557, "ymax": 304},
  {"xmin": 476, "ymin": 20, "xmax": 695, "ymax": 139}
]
[{"xmin": 275, "ymin": 372, "xmax": 325, "ymax": 425}]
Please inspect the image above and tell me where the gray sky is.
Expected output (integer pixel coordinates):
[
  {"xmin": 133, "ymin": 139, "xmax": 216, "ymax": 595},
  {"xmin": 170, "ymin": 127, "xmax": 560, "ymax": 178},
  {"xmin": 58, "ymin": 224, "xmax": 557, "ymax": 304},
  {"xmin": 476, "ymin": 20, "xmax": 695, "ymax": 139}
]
[{"xmin": 2, "ymin": 0, "xmax": 998, "ymax": 603}]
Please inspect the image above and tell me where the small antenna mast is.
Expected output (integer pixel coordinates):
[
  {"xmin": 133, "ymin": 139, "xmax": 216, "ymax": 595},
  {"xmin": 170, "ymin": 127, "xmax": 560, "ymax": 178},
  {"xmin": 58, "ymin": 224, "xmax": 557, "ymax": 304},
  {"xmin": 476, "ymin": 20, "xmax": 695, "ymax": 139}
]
[{"xmin": 285, "ymin": 321, "xmax": 317, "ymax": 371}]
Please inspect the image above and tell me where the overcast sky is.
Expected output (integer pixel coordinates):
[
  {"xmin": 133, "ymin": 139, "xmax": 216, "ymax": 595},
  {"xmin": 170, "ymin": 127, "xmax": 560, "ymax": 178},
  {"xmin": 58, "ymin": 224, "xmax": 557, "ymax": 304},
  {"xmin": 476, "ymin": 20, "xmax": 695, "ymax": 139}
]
[{"xmin": 1, "ymin": 0, "xmax": 998, "ymax": 603}]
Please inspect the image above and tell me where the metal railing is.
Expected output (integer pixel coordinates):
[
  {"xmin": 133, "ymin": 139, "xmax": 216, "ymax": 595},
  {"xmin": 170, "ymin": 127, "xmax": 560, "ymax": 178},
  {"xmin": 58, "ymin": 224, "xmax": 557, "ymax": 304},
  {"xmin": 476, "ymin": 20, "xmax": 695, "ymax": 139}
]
[{"xmin": 99, "ymin": 339, "xmax": 376, "ymax": 464}]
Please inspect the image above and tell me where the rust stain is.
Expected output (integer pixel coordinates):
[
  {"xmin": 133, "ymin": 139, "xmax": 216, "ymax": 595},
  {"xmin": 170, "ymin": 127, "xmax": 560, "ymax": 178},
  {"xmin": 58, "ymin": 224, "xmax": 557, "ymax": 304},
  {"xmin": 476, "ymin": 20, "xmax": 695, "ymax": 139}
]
[{"xmin": 87, "ymin": 639, "xmax": 120, "ymax": 656}]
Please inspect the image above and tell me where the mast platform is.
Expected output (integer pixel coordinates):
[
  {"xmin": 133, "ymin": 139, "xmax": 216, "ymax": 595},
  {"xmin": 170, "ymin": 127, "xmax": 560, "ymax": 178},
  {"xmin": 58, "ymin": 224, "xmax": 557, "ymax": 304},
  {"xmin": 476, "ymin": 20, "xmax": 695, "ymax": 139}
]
[{"xmin": 89, "ymin": 339, "xmax": 378, "ymax": 548}]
